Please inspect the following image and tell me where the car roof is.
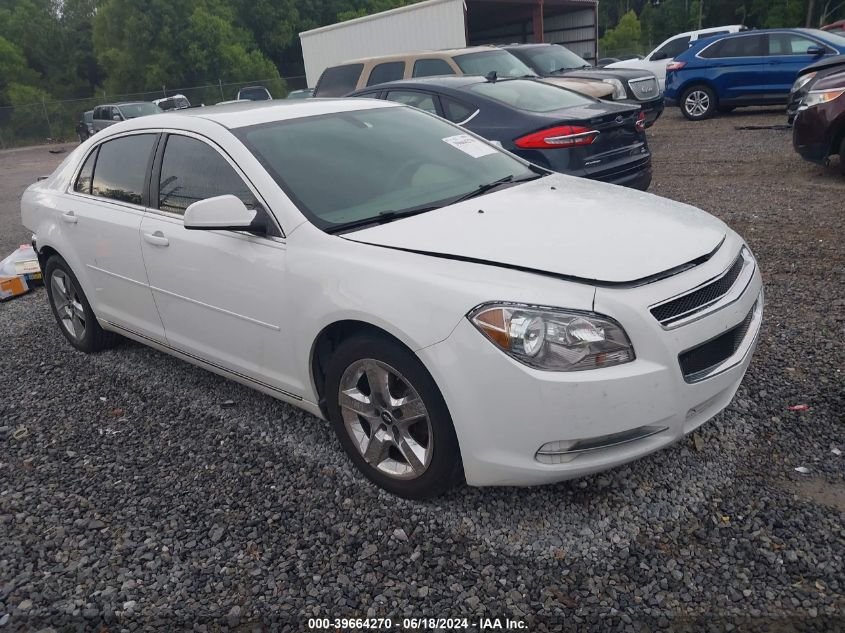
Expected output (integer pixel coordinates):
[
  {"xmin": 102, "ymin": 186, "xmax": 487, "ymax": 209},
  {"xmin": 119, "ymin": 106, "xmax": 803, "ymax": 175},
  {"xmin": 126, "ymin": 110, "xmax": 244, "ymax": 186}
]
[
  {"xmin": 355, "ymin": 75, "xmax": 489, "ymax": 91},
  {"xmin": 664, "ymin": 24, "xmax": 745, "ymax": 39},
  {"xmin": 103, "ymin": 98, "xmax": 398, "ymax": 131},
  {"xmin": 342, "ymin": 46, "xmax": 498, "ymax": 65}
]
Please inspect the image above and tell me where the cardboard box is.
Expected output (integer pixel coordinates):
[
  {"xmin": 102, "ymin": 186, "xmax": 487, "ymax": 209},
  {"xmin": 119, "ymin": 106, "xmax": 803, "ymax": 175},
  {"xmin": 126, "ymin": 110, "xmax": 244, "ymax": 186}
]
[{"xmin": 0, "ymin": 275, "xmax": 30, "ymax": 301}]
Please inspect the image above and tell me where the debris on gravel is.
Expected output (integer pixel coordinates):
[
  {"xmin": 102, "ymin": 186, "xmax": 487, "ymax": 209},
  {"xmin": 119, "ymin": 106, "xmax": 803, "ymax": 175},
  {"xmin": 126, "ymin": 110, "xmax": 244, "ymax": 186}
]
[{"xmin": 0, "ymin": 109, "xmax": 843, "ymax": 630}]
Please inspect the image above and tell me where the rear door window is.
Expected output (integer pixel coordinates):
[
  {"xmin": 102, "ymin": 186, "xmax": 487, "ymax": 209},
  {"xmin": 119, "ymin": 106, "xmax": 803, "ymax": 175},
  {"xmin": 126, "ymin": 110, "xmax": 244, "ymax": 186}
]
[
  {"xmin": 440, "ymin": 96, "xmax": 478, "ymax": 124},
  {"xmin": 367, "ymin": 61, "xmax": 405, "ymax": 87},
  {"xmin": 157, "ymin": 135, "xmax": 259, "ymax": 216},
  {"xmin": 74, "ymin": 148, "xmax": 98, "ymax": 194},
  {"xmin": 315, "ymin": 64, "xmax": 364, "ymax": 97},
  {"xmin": 412, "ymin": 58, "xmax": 456, "ymax": 77},
  {"xmin": 91, "ymin": 134, "xmax": 157, "ymax": 205},
  {"xmin": 385, "ymin": 90, "xmax": 438, "ymax": 115},
  {"xmin": 702, "ymin": 35, "xmax": 765, "ymax": 58}
]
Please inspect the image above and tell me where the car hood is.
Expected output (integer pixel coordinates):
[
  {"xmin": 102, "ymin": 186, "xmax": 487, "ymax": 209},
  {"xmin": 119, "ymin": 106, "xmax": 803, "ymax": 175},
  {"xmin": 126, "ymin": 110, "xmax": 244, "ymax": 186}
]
[
  {"xmin": 345, "ymin": 174, "xmax": 728, "ymax": 285},
  {"xmin": 555, "ymin": 67, "xmax": 658, "ymax": 82},
  {"xmin": 539, "ymin": 77, "xmax": 615, "ymax": 99}
]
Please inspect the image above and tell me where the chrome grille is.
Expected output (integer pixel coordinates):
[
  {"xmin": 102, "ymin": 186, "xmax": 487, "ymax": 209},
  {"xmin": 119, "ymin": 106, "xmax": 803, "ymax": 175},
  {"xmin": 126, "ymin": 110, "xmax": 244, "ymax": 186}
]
[{"xmin": 628, "ymin": 76, "xmax": 660, "ymax": 101}]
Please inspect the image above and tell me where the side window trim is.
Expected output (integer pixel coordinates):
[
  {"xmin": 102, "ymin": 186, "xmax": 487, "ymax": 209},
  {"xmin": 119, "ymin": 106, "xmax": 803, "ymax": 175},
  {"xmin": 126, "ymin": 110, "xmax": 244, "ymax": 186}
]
[
  {"xmin": 438, "ymin": 95, "xmax": 481, "ymax": 125},
  {"xmin": 151, "ymin": 131, "xmax": 285, "ymax": 238}
]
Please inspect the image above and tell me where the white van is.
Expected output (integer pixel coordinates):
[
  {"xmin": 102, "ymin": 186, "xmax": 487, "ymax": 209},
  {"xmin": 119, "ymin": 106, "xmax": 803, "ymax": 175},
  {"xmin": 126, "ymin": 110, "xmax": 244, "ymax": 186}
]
[{"xmin": 606, "ymin": 25, "xmax": 746, "ymax": 89}]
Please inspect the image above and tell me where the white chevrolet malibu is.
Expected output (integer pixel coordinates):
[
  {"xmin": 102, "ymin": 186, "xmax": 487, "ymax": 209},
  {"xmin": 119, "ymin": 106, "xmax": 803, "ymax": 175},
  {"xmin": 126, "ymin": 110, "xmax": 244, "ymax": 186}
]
[{"xmin": 21, "ymin": 100, "xmax": 762, "ymax": 498}]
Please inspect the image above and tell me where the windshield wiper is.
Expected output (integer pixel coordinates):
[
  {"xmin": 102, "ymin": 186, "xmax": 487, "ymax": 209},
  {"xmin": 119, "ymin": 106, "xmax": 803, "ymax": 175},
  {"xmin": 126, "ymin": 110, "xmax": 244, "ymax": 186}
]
[
  {"xmin": 448, "ymin": 172, "xmax": 543, "ymax": 206},
  {"xmin": 325, "ymin": 204, "xmax": 439, "ymax": 234}
]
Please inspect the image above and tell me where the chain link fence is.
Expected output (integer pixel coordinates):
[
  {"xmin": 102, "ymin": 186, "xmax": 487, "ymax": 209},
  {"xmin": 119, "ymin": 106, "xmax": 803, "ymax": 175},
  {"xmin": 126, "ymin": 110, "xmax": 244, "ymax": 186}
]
[{"xmin": 0, "ymin": 75, "xmax": 308, "ymax": 149}]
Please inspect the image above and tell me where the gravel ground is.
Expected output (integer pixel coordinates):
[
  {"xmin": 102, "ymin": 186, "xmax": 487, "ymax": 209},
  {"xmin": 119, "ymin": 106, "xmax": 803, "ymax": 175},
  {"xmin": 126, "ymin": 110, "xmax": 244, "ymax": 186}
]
[{"xmin": 1, "ymin": 109, "xmax": 843, "ymax": 632}]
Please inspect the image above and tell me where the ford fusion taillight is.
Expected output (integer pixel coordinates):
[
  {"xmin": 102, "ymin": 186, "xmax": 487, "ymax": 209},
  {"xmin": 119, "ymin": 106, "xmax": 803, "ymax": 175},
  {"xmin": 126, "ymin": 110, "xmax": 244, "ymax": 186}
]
[
  {"xmin": 666, "ymin": 61, "xmax": 686, "ymax": 72},
  {"xmin": 514, "ymin": 126, "xmax": 599, "ymax": 149},
  {"xmin": 635, "ymin": 111, "xmax": 646, "ymax": 132}
]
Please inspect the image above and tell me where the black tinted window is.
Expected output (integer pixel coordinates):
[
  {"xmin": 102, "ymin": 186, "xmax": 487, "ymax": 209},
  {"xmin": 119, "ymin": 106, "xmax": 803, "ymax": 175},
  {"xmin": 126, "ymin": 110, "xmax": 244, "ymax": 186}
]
[
  {"xmin": 74, "ymin": 148, "xmax": 97, "ymax": 194},
  {"xmin": 158, "ymin": 135, "xmax": 258, "ymax": 216},
  {"xmin": 91, "ymin": 134, "xmax": 156, "ymax": 205},
  {"xmin": 440, "ymin": 96, "xmax": 477, "ymax": 123},
  {"xmin": 654, "ymin": 36, "xmax": 691, "ymax": 59},
  {"xmin": 315, "ymin": 64, "xmax": 364, "ymax": 97},
  {"xmin": 413, "ymin": 58, "xmax": 455, "ymax": 77},
  {"xmin": 367, "ymin": 61, "xmax": 405, "ymax": 86},
  {"xmin": 385, "ymin": 90, "xmax": 437, "ymax": 114},
  {"xmin": 702, "ymin": 35, "xmax": 765, "ymax": 58}
]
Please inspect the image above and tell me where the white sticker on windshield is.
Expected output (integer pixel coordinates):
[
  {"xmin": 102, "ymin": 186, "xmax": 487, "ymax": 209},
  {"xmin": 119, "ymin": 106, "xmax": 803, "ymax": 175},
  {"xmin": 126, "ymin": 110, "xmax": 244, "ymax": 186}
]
[{"xmin": 442, "ymin": 134, "xmax": 498, "ymax": 158}]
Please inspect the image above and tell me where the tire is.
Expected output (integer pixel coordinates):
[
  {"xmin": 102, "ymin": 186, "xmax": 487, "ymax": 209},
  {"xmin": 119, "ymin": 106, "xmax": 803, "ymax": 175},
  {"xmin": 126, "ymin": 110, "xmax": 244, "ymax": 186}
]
[
  {"xmin": 681, "ymin": 85, "xmax": 717, "ymax": 121},
  {"xmin": 44, "ymin": 255, "xmax": 120, "ymax": 353},
  {"xmin": 325, "ymin": 334, "xmax": 462, "ymax": 499}
]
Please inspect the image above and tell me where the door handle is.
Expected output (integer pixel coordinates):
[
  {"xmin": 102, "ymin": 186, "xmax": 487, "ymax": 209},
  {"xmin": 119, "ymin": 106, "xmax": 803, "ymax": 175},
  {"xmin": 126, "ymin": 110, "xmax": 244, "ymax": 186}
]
[
  {"xmin": 61, "ymin": 210, "xmax": 78, "ymax": 224},
  {"xmin": 142, "ymin": 230, "xmax": 169, "ymax": 247}
]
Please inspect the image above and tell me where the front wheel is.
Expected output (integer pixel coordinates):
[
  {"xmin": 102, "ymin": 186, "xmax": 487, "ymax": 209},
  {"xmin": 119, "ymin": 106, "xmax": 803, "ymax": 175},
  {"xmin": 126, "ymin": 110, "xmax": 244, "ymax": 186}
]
[
  {"xmin": 681, "ymin": 85, "xmax": 716, "ymax": 121},
  {"xmin": 325, "ymin": 335, "xmax": 462, "ymax": 499}
]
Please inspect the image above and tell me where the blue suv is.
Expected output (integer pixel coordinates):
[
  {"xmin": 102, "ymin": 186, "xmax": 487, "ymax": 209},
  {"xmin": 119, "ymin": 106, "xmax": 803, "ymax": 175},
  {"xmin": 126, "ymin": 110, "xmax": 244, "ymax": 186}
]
[{"xmin": 665, "ymin": 28, "xmax": 845, "ymax": 120}]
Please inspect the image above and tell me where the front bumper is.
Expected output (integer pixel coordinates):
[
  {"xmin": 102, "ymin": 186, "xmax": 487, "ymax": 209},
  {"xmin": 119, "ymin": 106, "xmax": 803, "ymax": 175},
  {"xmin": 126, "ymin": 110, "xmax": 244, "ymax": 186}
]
[
  {"xmin": 620, "ymin": 96, "xmax": 665, "ymax": 127},
  {"xmin": 418, "ymin": 238, "xmax": 763, "ymax": 487}
]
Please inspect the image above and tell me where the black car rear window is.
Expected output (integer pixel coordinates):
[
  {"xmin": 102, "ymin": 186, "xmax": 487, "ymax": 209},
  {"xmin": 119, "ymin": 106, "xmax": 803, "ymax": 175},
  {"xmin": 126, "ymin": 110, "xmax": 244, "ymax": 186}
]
[
  {"xmin": 469, "ymin": 79, "xmax": 593, "ymax": 112},
  {"xmin": 315, "ymin": 64, "xmax": 364, "ymax": 97}
]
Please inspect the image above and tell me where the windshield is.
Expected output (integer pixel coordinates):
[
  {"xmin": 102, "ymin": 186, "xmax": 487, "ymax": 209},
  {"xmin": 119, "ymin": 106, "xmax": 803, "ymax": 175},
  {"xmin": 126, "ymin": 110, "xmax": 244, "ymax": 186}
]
[
  {"xmin": 470, "ymin": 79, "xmax": 594, "ymax": 112},
  {"xmin": 119, "ymin": 103, "xmax": 162, "ymax": 118},
  {"xmin": 453, "ymin": 50, "xmax": 538, "ymax": 78},
  {"xmin": 515, "ymin": 46, "xmax": 590, "ymax": 74},
  {"xmin": 237, "ymin": 106, "xmax": 535, "ymax": 231}
]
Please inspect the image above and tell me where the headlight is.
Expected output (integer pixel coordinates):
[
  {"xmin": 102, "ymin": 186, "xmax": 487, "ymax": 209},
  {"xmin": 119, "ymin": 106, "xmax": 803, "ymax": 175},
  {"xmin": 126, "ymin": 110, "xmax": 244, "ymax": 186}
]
[
  {"xmin": 801, "ymin": 88, "xmax": 845, "ymax": 109},
  {"xmin": 601, "ymin": 78, "xmax": 627, "ymax": 100},
  {"xmin": 791, "ymin": 71, "xmax": 816, "ymax": 93},
  {"xmin": 469, "ymin": 303, "xmax": 635, "ymax": 371}
]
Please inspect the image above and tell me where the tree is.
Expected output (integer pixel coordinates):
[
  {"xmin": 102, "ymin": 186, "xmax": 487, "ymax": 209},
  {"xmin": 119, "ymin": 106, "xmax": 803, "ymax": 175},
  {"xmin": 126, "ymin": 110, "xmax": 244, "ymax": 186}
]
[{"xmin": 599, "ymin": 10, "xmax": 642, "ymax": 57}]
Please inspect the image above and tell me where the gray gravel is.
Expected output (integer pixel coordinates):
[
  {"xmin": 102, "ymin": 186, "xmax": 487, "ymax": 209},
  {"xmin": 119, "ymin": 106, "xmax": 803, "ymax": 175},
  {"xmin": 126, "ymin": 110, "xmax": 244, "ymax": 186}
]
[{"xmin": 1, "ymin": 110, "xmax": 844, "ymax": 631}]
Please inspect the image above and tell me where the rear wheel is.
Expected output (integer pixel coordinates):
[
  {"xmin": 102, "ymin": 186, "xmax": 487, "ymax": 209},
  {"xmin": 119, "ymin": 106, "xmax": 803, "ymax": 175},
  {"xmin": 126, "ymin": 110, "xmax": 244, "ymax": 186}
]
[
  {"xmin": 325, "ymin": 334, "xmax": 462, "ymax": 499},
  {"xmin": 45, "ymin": 255, "xmax": 119, "ymax": 353},
  {"xmin": 681, "ymin": 85, "xmax": 716, "ymax": 121}
]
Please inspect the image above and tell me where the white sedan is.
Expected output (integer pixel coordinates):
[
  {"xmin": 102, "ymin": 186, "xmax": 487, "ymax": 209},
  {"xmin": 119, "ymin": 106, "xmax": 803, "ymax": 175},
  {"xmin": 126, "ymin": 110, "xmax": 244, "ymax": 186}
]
[{"xmin": 21, "ymin": 100, "xmax": 763, "ymax": 498}]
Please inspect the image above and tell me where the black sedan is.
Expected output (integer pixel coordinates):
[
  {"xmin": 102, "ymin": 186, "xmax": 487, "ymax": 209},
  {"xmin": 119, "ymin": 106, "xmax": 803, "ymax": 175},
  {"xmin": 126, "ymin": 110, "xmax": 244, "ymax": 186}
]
[
  {"xmin": 349, "ymin": 76, "xmax": 652, "ymax": 190},
  {"xmin": 788, "ymin": 53, "xmax": 845, "ymax": 123},
  {"xmin": 502, "ymin": 44, "xmax": 664, "ymax": 127}
]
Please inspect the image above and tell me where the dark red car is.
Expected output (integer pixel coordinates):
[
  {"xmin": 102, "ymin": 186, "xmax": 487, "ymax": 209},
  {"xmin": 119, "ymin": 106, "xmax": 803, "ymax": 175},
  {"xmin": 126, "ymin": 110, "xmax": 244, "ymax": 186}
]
[{"xmin": 793, "ymin": 68, "xmax": 845, "ymax": 175}]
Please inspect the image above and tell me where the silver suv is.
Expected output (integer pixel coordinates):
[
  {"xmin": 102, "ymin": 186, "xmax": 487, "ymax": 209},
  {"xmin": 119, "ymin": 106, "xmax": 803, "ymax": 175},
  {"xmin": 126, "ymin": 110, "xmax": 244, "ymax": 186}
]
[{"xmin": 91, "ymin": 102, "xmax": 162, "ymax": 134}]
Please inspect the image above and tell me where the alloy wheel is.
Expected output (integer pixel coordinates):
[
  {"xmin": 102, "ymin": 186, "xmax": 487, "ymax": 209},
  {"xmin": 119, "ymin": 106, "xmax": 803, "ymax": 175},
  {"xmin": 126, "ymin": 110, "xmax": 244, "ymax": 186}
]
[
  {"xmin": 684, "ymin": 90, "xmax": 710, "ymax": 118},
  {"xmin": 50, "ymin": 269, "xmax": 86, "ymax": 341},
  {"xmin": 338, "ymin": 359, "xmax": 433, "ymax": 480}
]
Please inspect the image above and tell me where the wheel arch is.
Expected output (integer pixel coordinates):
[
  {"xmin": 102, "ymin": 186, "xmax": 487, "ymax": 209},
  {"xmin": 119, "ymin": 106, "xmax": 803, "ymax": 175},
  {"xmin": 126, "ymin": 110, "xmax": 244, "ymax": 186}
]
[{"xmin": 309, "ymin": 319, "xmax": 421, "ymax": 419}]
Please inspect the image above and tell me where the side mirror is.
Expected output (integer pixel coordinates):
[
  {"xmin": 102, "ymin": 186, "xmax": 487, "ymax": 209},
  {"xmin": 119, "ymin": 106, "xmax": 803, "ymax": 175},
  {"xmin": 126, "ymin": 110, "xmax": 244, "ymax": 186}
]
[
  {"xmin": 651, "ymin": 51, "xmax": 669, "ymax": 61},
  {"xmin": 806, "ymin": 45, "xmax": 825, "ymax": 57},
  {"xmin": 112, "ymin": 114, "xmax": 122, "ymax": 121},
  {"xmin": 183, "ymin": 195, "xmax": 266, "ymax": 234}
]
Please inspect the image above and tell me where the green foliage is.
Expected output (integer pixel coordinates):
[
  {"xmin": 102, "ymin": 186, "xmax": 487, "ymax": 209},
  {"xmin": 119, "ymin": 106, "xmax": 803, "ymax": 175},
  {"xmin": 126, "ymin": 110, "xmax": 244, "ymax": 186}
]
[{"xmin": 599, "ymin": 10, "xmax": 642, "ymax": 57}]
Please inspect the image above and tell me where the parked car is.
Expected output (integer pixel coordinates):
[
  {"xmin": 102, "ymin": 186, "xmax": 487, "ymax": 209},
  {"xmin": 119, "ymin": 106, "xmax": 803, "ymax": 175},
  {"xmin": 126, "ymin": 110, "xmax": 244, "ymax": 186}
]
[
  {"xmin": 236, "ymin": 86, "xmax": 272, "ymax": 101},
  {"xmin": 153, "ymin": 94, "xmax": 191, "ymax": 111},
  {"xmin": 793, "ymin": 68, "xmax": 845, "ymax": 174},
  {"xmin": 286, "ymin": 89, "xmax": 313, "ymax": 100},
  {"xmin": 822, "ymin": 19, "xmax": 845, "ymax": 33},
  {"xmin": 787, "ymin": 53, "xmax": 845, "ymax": 122},
  {"xmin": 76, "ymin": 110, "xmax": 93, "ymax": 142},
  {"xmin": 665, "ymin": 29, "xmax": 845, "ymax": 120},
  {"xmin": 502, "ymin": 43, "xmax": 664, "ymax": 126},
  {"xmin": 312, "ymin": 46, "xmax": 616, "ymax": 101},
  {"xmin": 606, "ymin": 25, "xmax": 746, "ymax": 89},
  {"xmin": 91, "ymin": 102, "xmax": 162, "ymax": 133},
  {"xmin": 22, "ymin": 100, "xmax": 763, "ymax": 498},
  {"xmin": 350, "ymin": 76, "xmax": 652, "ymax": 190}
]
